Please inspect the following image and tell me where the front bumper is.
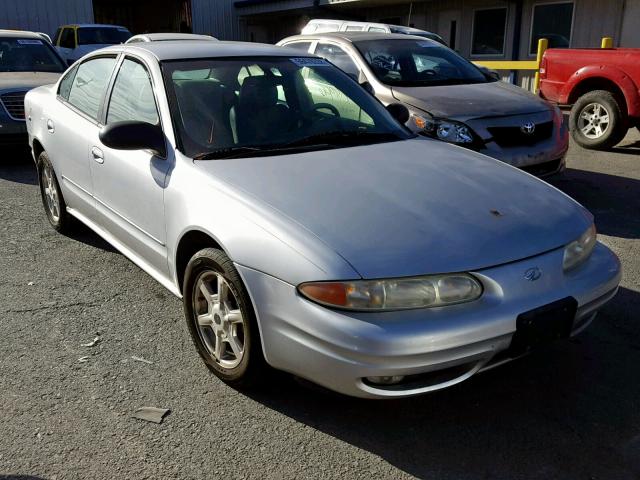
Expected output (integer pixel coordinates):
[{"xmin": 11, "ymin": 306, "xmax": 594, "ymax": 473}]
[{"xmin": 237, "ymin": 242, "xmax": 621, "ymax": 399}]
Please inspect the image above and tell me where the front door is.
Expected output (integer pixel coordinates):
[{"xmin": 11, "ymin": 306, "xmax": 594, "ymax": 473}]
[{"xmin": 89, "ymin": 56, "xmax": 171, "ymax": 277}]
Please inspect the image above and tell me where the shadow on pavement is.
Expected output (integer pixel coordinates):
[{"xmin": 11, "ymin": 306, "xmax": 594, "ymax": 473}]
[
  {"xmin": 0, "ymin": 476, "xmax": 48, "ymax": 480},
  {"xmin": 245, "ymin": 286, "xmax": 640, "ymax": 480},
  {"xmin": 549, "ymin": 167, "xmax": 640, "ymax": 240},
  {"xmin": 0, "ymin": 149, "xmax": 38, "ymax": 185}
]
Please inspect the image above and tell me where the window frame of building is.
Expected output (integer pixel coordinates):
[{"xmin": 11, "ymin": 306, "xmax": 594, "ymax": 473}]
[
  {"xmin": 470, "ymin": 6, "xmax": 509, "ymax": 58},
  {"xmin": 528, "ymin": 1, "xmax": 575, "ymax": 56}
]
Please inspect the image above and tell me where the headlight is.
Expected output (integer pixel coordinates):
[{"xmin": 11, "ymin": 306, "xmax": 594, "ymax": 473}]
[
  {"xmin": 563, "ymin": 224, "xmax": 597, "ymax": 271},
  {"xmin": 411, "ymin": 114, "xmax": 475, "ymax": 144},
  {"xmin": 298, "ymin": 274, "xmax": 483, "ymax": 311}
]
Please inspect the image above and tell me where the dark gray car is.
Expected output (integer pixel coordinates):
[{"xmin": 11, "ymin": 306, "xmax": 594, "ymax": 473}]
[
  {"xmin": 278, "ymin": 32, "xmax": 568, "ymax": 177},
  {"xmin": 0, "ymin": 30, "xmax": 65, "ymax": 149}
]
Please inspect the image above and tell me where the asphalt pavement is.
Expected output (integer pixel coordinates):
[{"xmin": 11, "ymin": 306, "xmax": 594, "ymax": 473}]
[{"xmin": 1, "ymin": 131, "xmax": 639, "ymax": 480}]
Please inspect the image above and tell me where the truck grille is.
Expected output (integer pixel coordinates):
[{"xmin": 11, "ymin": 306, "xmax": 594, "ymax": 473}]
[
  {"xmin": 488, "ymin": 121, "xmax": 553, "ymax": 148},
  {"xmin": 1, "ymin": 91, "xmax": 27, "ymax": 120}
]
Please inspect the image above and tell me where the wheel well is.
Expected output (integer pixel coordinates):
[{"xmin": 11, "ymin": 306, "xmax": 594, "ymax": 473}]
[
  {"xmin": 32, "ymin": 139, "xmax": 44, "ymax": 163},
  {"xmin": 175, "ymin": 230, "xmax": 223, "ymax": 294},
  {"xmin": 569, "ymin": 77, "xmax": 627, "ymax": 114}
]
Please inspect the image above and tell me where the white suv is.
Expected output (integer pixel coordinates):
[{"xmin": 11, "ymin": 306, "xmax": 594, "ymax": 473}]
[{"xmin": 301, "ymin": 19, "xmax": 445, "ymax": 44}]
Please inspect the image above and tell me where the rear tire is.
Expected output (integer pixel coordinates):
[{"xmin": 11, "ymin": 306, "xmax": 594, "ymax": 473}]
[
  {"xmin": 37, "ymin": 152, "xmax": 73, "ymax": 233},
  {"xmin": 183, "ymin": 248, "xmax": 266, "ymax": 387},
  {"xmin": 569, "ymin": 90, "xmax": 627, "ymax": 150}
]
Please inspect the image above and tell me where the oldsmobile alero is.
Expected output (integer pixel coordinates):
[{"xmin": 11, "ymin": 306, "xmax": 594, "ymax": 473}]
[{"xmin": 24, "ymin": 41, "xmax": 621, "ymax": 398}]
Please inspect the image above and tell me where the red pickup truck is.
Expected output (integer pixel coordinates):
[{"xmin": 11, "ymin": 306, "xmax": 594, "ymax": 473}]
[{"xmin": 539, "ymin": 48, "xmax": 640, "ymax": 149}]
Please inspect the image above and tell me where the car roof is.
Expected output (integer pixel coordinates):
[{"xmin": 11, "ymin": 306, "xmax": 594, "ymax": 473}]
[
  {"xmin": 60, "ymin": 24, "xmax": 129, "ymax": 29},
  {"xmin": 280, "ymin": 31, "xmax": 438, "ymax": 44},
  {"xmin": 101, "ymin": 40, "xmax": 308, "ymax": 61},
  {"xmin": 127, "ymin": 33, "xmax": 217, "ymax": 43},
  {"xmin": 0, "ymin": 29, "xmax": 48, "ymax": 39}
]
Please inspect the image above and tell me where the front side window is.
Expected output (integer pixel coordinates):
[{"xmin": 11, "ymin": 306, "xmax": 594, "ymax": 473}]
[
  {"xmin": 77, "ymin": 27, "xmax": 132, "ymax": 46},
  {"xmin": 530, "ymin": 2, "xmax": 573, "ymax": 54},
  {"xmin": 368, "ymin": 27, "xmax": 387, "ymax": 33},
  {"xmin": 0, "ymin": 37, "xmax": 66, "ymax": 73},
  {"xmin": 162, "ymin": 56, "xmax": 411, "ymax": 158},
  {"xmin": 357, "ymin": 39, "xmax": 488, "ymax": 87},
  {"xmin": 67, "ymin": 56, "xmax": 117, "ymax": 120},
  {"xmin": 60, "ymin": 28, "xmax": 75, "ymax": 49},
  {"xmin": 345, "ymin": 25, "xmax": 364, "ymax": 32},
  {"xmin": 314, "ymin": 43, "xmax": 359, "ymax": 79},
  {"xmin": 471, "ymin": 7, "xmax": 507, "ymax": 56},
  {"xmin": 107, "ymin": 58, "xmax": 159, "ymax": 125}
]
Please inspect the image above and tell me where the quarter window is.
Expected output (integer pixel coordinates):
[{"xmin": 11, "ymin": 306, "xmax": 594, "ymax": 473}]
[
  {"xmin": 107, "ymin": 58, "xmax": 159, "ymax": 125},
  {"xmin": 315, "ymin": 43, "xmax": 359, "ymax": 79},
  {"xmin": 471, "ymin": 7, "xmax": 507, "ymax": 56},
  {"xmin": 67, "ymin": 56, "xmax": 116, "ymax": 120},
  {"xmin": 58, "ymin": 64, "xmax": 78, "ymax": 100},
  {"xmin": 530, "ymin": 2, "xmax": 574, "ymax": 54}
]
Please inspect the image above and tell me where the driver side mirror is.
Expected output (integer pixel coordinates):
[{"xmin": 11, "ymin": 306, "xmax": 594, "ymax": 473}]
[
  {"xmin": 478, "ymin": 66, "xmax": 500, "ymax": 81},
  {"xmin": 386, "ymin": 103, "xmax": 410, "ymax": 125},
  {"xmin": 99, "ymin": 121, "xmax": 166, "ymax": 158}
]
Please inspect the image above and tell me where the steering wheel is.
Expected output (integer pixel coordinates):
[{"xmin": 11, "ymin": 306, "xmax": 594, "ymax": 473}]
[{"xmin": 312, "ymin": 103, "xmax": 341, "ymax": 118}]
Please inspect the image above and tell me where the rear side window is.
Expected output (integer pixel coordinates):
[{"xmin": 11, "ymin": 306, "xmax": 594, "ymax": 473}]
[
  {"xmin": 345, "ymin": 25, "xmax": 364, "ymax": 32},
  {"xmin": 285, "ymin": 42, "xmax": 312, "ymax": 52},
  {"xmin": 315, "ymin": 43, "xmax": 359, "ymax": 80},
  {"xmin": 107, "ymin": 58, "xmax": 159, "ymax": 125},
  {"xmin": 59, "ymin": 28, "xmax": 75, "ymax": 49},
  {"xmin": 58, "ymin": 64, "xmax": 78, "ymax": 99},
  {"xmin": 67, "ymin": 56, "xmax": 117, "ymax": 120}
]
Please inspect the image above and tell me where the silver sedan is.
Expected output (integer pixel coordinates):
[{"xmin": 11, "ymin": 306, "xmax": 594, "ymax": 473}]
[{"xmin": 25, "ymin": 40, "xmax": 621, "ymax": 398}]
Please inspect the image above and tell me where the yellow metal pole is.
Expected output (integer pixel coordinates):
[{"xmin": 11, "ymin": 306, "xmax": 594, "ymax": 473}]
[
  {"xmin": 533, "ymin": 38, "xmax": 548, "ymax": 94},
  {"xmin": 601, "ymin": 36, "xmax": 613, "ymax": 48}
]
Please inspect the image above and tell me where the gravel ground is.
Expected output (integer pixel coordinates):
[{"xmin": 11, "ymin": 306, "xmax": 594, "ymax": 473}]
[{"xmin": 0, "ymin": 130, "xmax": 639, "ymax": 480}]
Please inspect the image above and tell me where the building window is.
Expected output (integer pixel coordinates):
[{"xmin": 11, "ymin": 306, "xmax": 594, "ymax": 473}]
[
  {"xmin": 471, "ymin": 7, "xmax": 507, "ymax": 56},
  {"xmin": 530, "ymin": 2, "xmax": 574, "ymax": 54}
]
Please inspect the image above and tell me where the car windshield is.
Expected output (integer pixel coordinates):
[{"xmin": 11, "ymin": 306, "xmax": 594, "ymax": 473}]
[
  {"xmin": 77, "ymin": 27, "xmax": 131, "ymax": 45},
  {"xmin": 355, "ymin": 39, "xmax": 489, "ymax": 87},
  {"xmin": 0, "ymin": 37, "xmax": 65, "ymax": 73},
  {"xmin": 162, "ymin": 56, "xmax": 413, "ymax": 159}
]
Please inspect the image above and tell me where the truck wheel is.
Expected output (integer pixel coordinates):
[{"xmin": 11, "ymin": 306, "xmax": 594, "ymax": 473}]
[{"xmin": 570, "ymin": 90, "xmax": 627, "ymax": 150}]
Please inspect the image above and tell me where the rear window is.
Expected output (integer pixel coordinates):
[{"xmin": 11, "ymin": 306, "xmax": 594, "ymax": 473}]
[
  {"xmin": 0, "ymin": 37, "xmax": 65, "ymax": 73},
  {"xmin": 77, "ymin": 27, "xmax": 131, "ymax": 45}
]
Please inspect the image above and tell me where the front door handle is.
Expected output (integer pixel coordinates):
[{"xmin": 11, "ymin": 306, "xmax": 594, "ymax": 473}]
[
  {"xmin": 91, "ymin": 146, "xmax": 104, "ymax": 164},
  {"xmin": 46, "ymin": 119, "xmax": 55, "ymax": 133}
]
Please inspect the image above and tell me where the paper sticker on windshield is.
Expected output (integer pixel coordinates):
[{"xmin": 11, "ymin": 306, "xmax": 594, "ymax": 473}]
[
  {"xmin": 290, "ymin": 57, "xmax": 330, "ymax": 67},
  {"xmin": 17, "ymin": 39, "xmax": 43, "ymax": 45}
]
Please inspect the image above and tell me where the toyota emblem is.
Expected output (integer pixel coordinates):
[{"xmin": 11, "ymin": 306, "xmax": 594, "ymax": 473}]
[
  {"xmin": 524, "ymin": 267, "xmax": 542, "ymax": 281},
  {"xmin": 520, "ymin": 122, "xmax": 536, "ymax": 135}
]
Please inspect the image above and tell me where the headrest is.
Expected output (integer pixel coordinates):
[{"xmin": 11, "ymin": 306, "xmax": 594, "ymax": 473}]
[{"xmin": 238, "ymin": 75, "xmax": 279, "ymax": 109}]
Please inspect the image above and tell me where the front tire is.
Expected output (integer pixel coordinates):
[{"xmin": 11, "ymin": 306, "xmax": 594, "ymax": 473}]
[
  {"xmin": 183, "ymin": 248, "xmax": 266, "ymax": 386},
  {"xmin": 569, "ymin": 90, "xmax": 628, "ymax": 150},
  {"xmin": 37, "ymin": 152, "xmax": 73, "ymax": 233}
]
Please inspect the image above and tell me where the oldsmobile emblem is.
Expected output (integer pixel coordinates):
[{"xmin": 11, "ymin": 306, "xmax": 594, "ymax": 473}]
[
  {"xmin": 520, "ymin": 121, "xmax": 536, "ymax": 135},
  {"xmin": 524, "ymin": 267, "xmax": 542, "ymax": 282}
]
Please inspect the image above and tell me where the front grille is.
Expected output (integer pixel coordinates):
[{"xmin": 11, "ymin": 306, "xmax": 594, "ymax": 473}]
[
  {"xmin": 1, "ymin": 91, "xmax": 27, "ymax": 120},
  {"xmin": 488, "ymin": 121, "xmax": 553, "ymax": 147}
]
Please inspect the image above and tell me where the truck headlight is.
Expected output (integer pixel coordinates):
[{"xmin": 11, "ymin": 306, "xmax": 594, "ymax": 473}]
[
  {"xmin": 563, "ymin": 224, "xmax": 597, "ymax": 271},
  {"xmin": 411, "ymin": 114, "xmax": 475, "ymax": 145},
  {"xmin": 298, "ymin": 274, "xmax": 482, "ymax": 311}
]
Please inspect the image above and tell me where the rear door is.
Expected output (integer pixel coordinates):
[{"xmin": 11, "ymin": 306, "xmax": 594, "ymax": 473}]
[
  {"xmin": 89, "ymin": 55, "xmax": 171, "ymax": 277},
  {"xmin": 46, "ymin": 54, "xmax": 118, "ymax": 220}
]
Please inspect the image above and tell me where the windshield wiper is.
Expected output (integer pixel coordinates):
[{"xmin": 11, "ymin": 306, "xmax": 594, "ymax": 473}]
[
  {"xmin": 193, "ymin": 142, "xmax": 337, "ymax": 160},
  {"xmin": 282, "ymin": 130, "xmax": 403, "ymax": 148}
]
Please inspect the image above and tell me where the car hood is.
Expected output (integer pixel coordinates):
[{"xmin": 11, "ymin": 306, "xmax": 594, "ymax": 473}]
[
  {"xmin": 0, "ymin": 72, "xmax": 61, "ymax": 92},
  {"xmin": 197, "ymin": 138, "xmax": 591, "ymax": 279},
  {"xmin": 391, "ymin": 81, "xmax": 551, "ymax": 121}
]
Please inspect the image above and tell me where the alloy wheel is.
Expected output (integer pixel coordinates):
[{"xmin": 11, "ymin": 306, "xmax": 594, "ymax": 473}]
[
  {"xmin": 577, "ymin": 102, "xmax": 610, "ymax": 139},
  {"xmin": 41, "ymin": 163, "xmax": 60, "ymax": 222},
  {"xmin": 192, "ymin": 271, "xmax": 245, "ymax": 369}
]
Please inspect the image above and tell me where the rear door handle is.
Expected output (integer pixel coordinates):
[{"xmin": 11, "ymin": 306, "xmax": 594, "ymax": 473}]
[
  {"xmin": 46, "ymin": 119, "xmax": 55, "ymax": 133},
  {"xmin": 91, "ymin": 146, "xmax": 104, "ymax": 164}
]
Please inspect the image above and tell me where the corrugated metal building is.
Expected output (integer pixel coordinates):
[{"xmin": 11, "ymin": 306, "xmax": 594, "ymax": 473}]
[{"xmin": 0, "ymin": 0, "xmax": 243, "ymax": 40}]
